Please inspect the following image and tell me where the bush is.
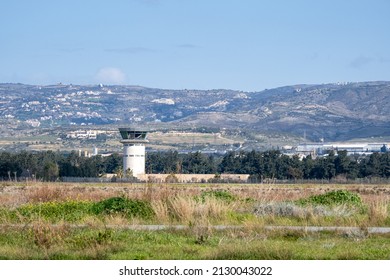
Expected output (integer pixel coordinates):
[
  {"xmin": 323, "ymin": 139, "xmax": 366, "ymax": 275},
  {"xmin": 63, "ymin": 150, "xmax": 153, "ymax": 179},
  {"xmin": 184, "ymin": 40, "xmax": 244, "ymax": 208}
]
[
  {"xmin": 165, "ymin": 174, "xmax": 179, "ymax": 183},
  {"xmin": 254, "ymin": 202, "xmax": 305, "ymax": 217},
  {"xmin": 297, "ymin": 190, "xmax": 363, "ymax": 207},
  {"xmin": 12, "ymin": 197, "xmax": 155, "ymax": 222},
  {"xmin": 253, "ymin": 202, "xmax": 357, "ymax": 217},
  {"xmin": 18, "ymin": 201, "xmax": 94, "ymax": 222},
  {"xmin": 91, "ymin": 197, "xmax": 155, "ymax": 219},
  {"xmin": 198, "ymin": 190, "xmax": 236, "ymax": 203}
]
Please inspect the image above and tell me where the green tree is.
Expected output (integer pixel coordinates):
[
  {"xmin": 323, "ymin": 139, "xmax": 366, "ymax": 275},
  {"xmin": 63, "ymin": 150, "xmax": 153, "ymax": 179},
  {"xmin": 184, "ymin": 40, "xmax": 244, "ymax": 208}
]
[
  {"xmin": 182, "ymin": 152, "xmax": 214, "ymax": 174},
  {"xmin": 0, "ymin": 152, "xmax": 17, "ymax": 179},
  {"xmin": 43, "ymin": 162, "xmax": 59, "ymax": 181},
  {"xmin": 362, "ymin": 153, "xmax": 381, "ymax": 177},
  {"xmin": 334, "ymin": 150, "xmax": 350, "ymax": 176},
  {"xmin": 285, "ymin": 155, "xmax": 303, "ymax": 180},
  {"xmin": 104, "ymin": 153, "xmax": 122, "ymax": 174},
  {"xmin": 302, "ymin": 155, "xmax": 314, "ymax": 179},
  {"xmin": 379, "ymin": 153, "xmax": 390, "ymax": 178},
  {"xmin": 124, "ymin": 168, "xmax": 134, "ymax": 178},
  {"xmin": 219, "ymin": 151, "xmax": 241, "ymax": 173},
  {"xmin": 262, "ymin": 150, "xmax": 280, "ymax": 179},
  {"xmin": 326, "ymin": 151, "xmax": 336, "ymax": 179}
]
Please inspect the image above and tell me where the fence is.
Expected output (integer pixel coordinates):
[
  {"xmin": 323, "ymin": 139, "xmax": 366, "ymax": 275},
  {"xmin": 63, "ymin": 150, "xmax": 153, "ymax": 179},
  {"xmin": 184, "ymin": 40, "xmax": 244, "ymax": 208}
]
[{"xmin": 2, "ymin": 176, "xmax": 390, "ymax": 184}]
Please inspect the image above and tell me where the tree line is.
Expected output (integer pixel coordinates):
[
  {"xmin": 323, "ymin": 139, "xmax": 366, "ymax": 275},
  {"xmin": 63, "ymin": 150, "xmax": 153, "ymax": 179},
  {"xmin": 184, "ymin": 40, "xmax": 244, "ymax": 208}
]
[
  {"xmin": 219, "ymin": 150, "xmax": 390, "ymax": 181},
  {"xmin": 0, "ymin": 150, "xmax": 389, "ymax": 181}
]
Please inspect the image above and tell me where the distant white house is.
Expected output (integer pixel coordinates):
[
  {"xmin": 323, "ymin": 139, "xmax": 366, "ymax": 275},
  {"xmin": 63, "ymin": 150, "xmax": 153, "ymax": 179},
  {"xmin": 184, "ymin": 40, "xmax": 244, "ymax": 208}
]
[
  {"xmin": 25, "ymin": 119, "xmax": 41, "ymax": 127},
  {"xmin": 66, "ymin": 130, "xmax": 97, "ymax": 140}
]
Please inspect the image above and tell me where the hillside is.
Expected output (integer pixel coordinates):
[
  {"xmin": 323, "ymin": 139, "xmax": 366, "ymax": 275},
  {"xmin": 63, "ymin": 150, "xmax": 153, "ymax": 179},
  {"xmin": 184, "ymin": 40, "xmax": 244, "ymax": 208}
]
[{"xmin": 0, "ymin": 81, "xmax": 389, "ymax": 141}]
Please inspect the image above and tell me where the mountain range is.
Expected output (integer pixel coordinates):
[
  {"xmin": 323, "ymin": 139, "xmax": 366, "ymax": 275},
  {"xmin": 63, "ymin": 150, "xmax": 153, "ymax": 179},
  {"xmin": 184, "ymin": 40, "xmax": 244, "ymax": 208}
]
[{"xmin": 1, "ymin": 81, "xmax": 389, "ymax": 141}]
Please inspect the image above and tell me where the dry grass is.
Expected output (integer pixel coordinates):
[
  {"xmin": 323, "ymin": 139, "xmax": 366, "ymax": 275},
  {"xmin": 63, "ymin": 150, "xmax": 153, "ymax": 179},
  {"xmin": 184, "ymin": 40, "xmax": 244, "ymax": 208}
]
[
  {"xmin": 27, "ymin": 186, "xmax": 65, "ymax": 203},
  {"xmin": 168, "ymin": 196, "xmax": 197, "ymax": 222},
  {"xmin": 1, "ymin": 182, "xmax": 390, "ymax": 227},
  {"xmin": 0, "ymin": 183, "xmax": 123, "ymax": 207},
  {"xmin": 368, "ymin": 199, "xmax": 389, "ymax": 225},
  {"xmin": 2, "ymin": 182, "xmax": 390, "ymax": 203},
  {"xmin": 29, "ymin": 220, "xmax": 71, "ymax": 259},
  {"xmin": 151, "ymin": 195, "xmax": 233, "ymax": 225},
  {"xmin": 0, "ymin": 193, "xmax": 27, "ymax": 208},
  {"xmin": 151, "ymin": 200, "xmax": 170, "ymax": 223}
]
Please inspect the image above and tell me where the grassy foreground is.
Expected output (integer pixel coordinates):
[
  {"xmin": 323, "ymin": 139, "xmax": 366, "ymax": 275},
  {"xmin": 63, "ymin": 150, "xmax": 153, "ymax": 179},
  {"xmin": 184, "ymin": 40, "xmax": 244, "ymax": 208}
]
[
  {"xmin": 0, "ymin": 182, "xmax": 389, "ymax": 259},
  {"xmin": 1, "ymin": 226, "xmax": 390, "ymax": 260}
]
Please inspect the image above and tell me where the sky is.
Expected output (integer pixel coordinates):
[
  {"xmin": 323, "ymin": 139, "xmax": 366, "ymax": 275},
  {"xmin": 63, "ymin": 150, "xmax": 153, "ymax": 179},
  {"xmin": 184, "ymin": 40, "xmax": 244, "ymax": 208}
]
[{"xmin": 1, "ymin": 0, "xmax": 389, "ymax": 92}]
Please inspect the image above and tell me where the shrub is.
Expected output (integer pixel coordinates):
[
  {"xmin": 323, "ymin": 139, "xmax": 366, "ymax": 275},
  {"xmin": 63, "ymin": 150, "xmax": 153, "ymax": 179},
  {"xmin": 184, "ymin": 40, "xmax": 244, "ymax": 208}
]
[
  {"xmin": 91, "ymin": 197, "xmax": 154, "ymax": 219},
  {"xmin": 165, "ymin": 174, "xmax": 179, "ymax": 183},
  {"xmin": 27, "ymin": 186, "xmax": 64, "ymax": 203},
  {"xmin": 254, "ymin": 202, "xmax": 305, "ymax": 217},
  {"xmin": 30, "ymin": 221, "xmax": 70, "ymax": 251},
  {"xmin": 253, "ymin": 202, "xmax": 357, "ymax": 217},
  {"xmin": 198, "ymin": 190, "xmax": 236, "ymax": 203},
  {"xmin": 18, "ymin": 201, "xmax": 94, "ymax": 222},
  {"xmin": 296, "ymin": 190, "xmax": 363, "ymax": 207}
]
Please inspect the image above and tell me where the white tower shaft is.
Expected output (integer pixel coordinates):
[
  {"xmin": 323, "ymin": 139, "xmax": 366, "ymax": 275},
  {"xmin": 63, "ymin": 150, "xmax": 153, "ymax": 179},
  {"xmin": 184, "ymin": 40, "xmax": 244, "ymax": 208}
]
[{"xmin": 122, "ymin": 142, "xmax": 146, "ymax": 176}]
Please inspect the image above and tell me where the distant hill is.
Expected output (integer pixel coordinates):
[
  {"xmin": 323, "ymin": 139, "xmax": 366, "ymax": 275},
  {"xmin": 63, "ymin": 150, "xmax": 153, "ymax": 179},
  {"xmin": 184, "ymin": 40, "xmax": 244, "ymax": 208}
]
[{"xmin": 0, "ymin": 81, "xmax": 389, "ymax": 141}]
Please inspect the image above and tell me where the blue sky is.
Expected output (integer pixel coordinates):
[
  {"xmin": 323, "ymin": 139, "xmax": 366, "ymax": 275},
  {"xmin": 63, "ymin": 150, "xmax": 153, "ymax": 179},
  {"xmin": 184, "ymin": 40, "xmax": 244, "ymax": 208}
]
[{"xmin": 1, "ymin": 0, "xmax": 389, "ymax": 91}]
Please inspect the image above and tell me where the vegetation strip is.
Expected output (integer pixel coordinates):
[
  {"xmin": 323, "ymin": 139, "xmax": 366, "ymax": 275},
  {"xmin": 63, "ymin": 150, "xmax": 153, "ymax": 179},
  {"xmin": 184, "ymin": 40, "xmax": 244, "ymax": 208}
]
[
  {"xmin": 1, "ymin": 149, "xmax": 390, "ymax": 182},
  {"xmin": 2, "ymin": 224, "xmax": 390, "ymax": 233}
]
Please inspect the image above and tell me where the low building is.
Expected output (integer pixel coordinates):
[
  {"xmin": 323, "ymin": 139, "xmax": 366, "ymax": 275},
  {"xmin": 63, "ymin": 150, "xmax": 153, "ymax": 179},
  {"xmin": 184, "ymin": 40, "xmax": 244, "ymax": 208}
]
[
  {"xmin": 137, "ymin": 173, "xmax": 250, "ymax": 183},
  {"xmin": 295, "ymin": 142, "xmax": 389, "ymax": 156}
]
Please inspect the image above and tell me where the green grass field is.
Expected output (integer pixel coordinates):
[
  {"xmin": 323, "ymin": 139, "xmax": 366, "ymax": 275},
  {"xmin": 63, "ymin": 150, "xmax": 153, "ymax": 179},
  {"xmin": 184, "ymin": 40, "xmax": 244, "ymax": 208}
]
[{"xmin": 1, "ymin": 226, "xmax": 389, "ymax": 260}]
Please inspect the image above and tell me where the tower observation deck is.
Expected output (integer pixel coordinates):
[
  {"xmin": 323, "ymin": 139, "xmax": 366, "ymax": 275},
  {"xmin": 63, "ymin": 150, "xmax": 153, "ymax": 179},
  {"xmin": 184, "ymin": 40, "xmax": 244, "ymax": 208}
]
[{"xmin": 119, "ymin": 127, "xmax": 148, "ymax": 177}]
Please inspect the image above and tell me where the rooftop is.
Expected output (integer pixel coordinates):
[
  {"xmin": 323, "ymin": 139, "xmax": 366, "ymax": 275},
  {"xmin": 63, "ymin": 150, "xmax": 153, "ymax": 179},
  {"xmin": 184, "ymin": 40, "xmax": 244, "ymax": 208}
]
[{"xmin": 119, "ymin": 127, "xmax": 148, "ymax": 140}]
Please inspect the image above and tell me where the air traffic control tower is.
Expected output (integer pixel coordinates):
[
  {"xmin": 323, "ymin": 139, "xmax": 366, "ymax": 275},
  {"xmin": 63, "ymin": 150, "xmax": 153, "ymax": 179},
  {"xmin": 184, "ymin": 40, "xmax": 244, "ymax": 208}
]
[{"xmin": 119, "ymin": 127, "xmax": 148, "ymax": 177}]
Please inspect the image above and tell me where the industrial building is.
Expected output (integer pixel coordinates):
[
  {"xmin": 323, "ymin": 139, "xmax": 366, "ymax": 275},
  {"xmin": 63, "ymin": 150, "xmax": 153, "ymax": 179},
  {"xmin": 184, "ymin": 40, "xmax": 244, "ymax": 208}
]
[{"xmin": 295, "ymin": 142, "xmax": 389, "ymax": 156}]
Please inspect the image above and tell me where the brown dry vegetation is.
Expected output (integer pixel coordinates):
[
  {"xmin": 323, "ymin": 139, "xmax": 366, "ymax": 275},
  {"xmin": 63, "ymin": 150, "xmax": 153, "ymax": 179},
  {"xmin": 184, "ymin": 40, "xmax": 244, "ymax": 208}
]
[
  {"xmin": 0, "ymin": 182, "xmax": 390, "ymax": 227},
  {"xmin": 1, "ymin": 181, "xmax": 390, "ymax": 204}
]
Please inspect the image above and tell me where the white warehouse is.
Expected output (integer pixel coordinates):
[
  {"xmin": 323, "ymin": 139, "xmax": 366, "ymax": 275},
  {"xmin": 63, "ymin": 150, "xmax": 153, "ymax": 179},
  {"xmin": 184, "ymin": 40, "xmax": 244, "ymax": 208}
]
[{"xmin": 296, "ymin": 142, "xmax": 389, "ymax": 156}]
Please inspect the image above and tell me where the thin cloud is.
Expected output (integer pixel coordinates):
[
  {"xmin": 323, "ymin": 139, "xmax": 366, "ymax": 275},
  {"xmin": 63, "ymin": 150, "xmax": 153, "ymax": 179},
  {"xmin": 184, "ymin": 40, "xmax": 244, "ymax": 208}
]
[
  {"xmin": 378, "ymin": 56, "xmax": 390, "ymax": 63},
  {"xmin": 105, "ymin": 47, "xmax": 156, "ymax": 54},
  {"xmin": 133, "ymin": 0, "xmax": 160, "ymax": 5},
  {"xmin": 177, "ymin": 44, "xmax": 201, "ymax": 49},
  {"xmin": 309, "ymin": 52, "xmax": 319, "ymax": 60},
  {"xmin": 57, "ymin": 47, "xmax": 84, "ymax": 53},
  {"xmin": 95, "ymin": 67, "xmax": 126, "ymax": 84},
  {"xmin": 349, "ymin": 55, "xmax": 373, "ymax": 69}
]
